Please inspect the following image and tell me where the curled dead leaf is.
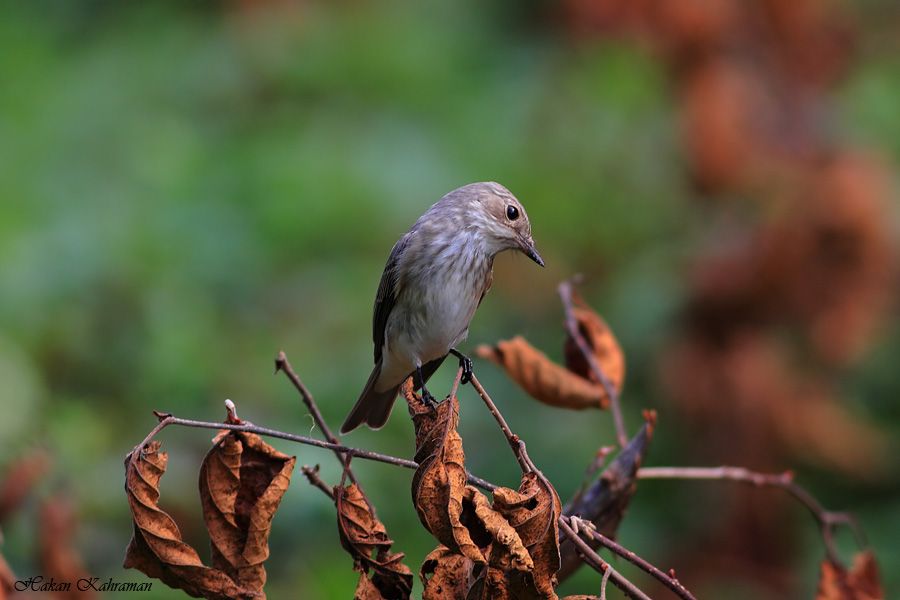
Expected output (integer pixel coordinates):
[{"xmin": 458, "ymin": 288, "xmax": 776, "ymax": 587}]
[
  {"xmin": 335, "ymin": 483, "xmax": 413, "ymax": 599},
  {"xmin": 466, "ymin": 487, "xmax": 532, "ymax": 573},
  {"xmin": 420, "ymin": 546, "xmax": 474, "ymax": 600},
  {"xmin": 123, "ymin": 440, "xmax": 262, "ymax": 599},
  {"xmin": 492, "ymin": 472, "xmax": 562, "ymax": 599},
  {"xmin": 477, "ymin": 338, "xmax": 608, "ymax": 410},
  {"xmin": 199, "ymin": 430, "xmax": 296, "ymax": 594},
  {"xmin": 816, "ymin": 551, "xmax": 883, "ymax": 600},
  {"xmin": 410, "ymin": 393, "xmax": 486, "ymax": 565}
]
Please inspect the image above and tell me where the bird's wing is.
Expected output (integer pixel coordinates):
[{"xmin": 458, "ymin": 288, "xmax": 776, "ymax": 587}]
[{"xmin": 373, "ymin": 232, "xmax": 412, "ymax": 363}]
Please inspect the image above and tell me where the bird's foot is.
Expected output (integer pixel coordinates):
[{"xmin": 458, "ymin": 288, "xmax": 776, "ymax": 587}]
[
  {"xmin": 449, "ymin": 348, "xmax": 474, "ymax": 385},
  {"xmin": 420, "ymin": 387, "xmax": 438, "ymax": 410}
]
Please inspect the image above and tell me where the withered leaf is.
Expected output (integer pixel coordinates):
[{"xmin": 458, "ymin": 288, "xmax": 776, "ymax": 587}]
[
  {"xmin": 466, "ymin": 487, "xmax": 531, "ymax": 573},
  {"xmin": 39, "ymin": 496, "xmax": 95, "ymax": 599},
  {"xmin": 466, "ymin": 566, "xmax": 509, "ymax": 600},
  {"xmin": 199, "ymin": 430, "xmax": 296, "ymax": 594},
  {"xmin": 123, "ymin": 441, "xmax": 259, "ymax": 599},
  {"xmin": 335, "ymin": 483, "xmax": 413, "ymax": 599},
  {"xmin": 410, "ymin": 392, "xmax": 485, "ymax": 565},
  {"xmin": 816, "ymin": 551, "xmax": 883, "ymax": 600},
  {"xmin": 477, "ymin": 338, "xmax": 608, "ymax": 410},
  {"xmin": 563, "ymin": 299, "xmax": 625, "ymax": 396},
  {"xmin": 420, "ymin": 546, "xmax": 475, "ymax": 600},
  {"xmin": 493, "ymin": 473, "xmax": 562, "ymax": 599}
]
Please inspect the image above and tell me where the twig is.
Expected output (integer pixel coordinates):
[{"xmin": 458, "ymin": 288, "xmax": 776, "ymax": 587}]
[
  {"xmin": 301, "ymin": 465, "xmax": 335, "ymax": 500},
  {"xmin": 131, "ymin": 408, "xmax": 497, "ymax": 492},
  {"xmin": 559, "ymin": 278, "xmax": 628, "ymax": 448},
  {"xmin": 275, "ymin": 351, "xmax": 360, "ymax": 488},
  {"xmin": 566, "ymin": 516, "xmax": 697, "ymax": 600},
  {"xmin": 600, "ymin": 564, "xmax": 611, "ymax": 600},
  {"xmin": 468, "ymin": 373, "xmax": 531, "ymax": 472},
  {"xmin": 638, "ymin": 466, "xmax": 866, "ymax": 565},
  {"xmin": 470, "ymin": 372, "xmax": 657, "ymax": 600},
  {"xmin": 558, "ymin": 517, "xmax": 651, "ymax": 600}
]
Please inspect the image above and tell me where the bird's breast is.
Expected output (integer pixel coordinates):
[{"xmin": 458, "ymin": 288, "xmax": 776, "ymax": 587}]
[{"xmin": 391, "ymin": 248, "xmax": 492, "ymax": 363}]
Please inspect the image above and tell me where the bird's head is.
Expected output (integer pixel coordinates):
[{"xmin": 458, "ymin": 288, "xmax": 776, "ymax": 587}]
[{"xmin": 462, "ymin": 182, "xmax": 544, "ymax": 267}]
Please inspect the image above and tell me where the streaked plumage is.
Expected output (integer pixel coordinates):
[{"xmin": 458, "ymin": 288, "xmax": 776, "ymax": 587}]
[{"xmin": 340, "ymin": 182, "xmax": 543, "ymax": 434}]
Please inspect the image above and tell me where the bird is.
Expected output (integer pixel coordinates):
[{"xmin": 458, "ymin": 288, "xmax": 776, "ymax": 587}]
[{"xmin": 340, "ymin": 181, "xmax": 543, "ymax": 434}]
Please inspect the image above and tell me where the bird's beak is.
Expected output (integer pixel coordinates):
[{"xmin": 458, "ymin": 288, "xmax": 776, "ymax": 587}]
[{"xmin": 519, "ymin": 236, "xmax": 545, "ymax": 267}]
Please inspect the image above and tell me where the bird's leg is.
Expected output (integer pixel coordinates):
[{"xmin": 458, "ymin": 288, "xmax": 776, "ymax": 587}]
[
  {"xmin": 449, "ymin": 348, "xmax": 473, "ymax": 385},
  {"xmin": 415, "ymin": 363, "xmax": 437, "ymax": 409}
]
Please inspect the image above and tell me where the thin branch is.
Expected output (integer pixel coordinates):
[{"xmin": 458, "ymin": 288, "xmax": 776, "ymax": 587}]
[
  {"xmin": 559, "ymin": 278, "xmax": 628, "ymax": 448},
  {"xmin": 558, "ymin": 517, "xmax": 652, "ymax": 600},
  {"xmin": 132, "ymin": 407, "xmax": 497, "ymax": 491},
  {"xmin": 566, "ymin": 516, "xmax": 697, "ymax": 600},
  {"xmin": 275, "ymin": 351, "xmax": 360, "ymax": 488},
  {"xmin": 301, "ymin": 465, "xmax": 335, "ymax": 500},
  {"xmin": 468, "ymin": 373, "xmax": 531, "ymax": 472},
  {"xmin": 600, "ymin": 563, "xmax": 612, "ymax": 600},
  {"xmin": 638, "ymin": 466, "xmax": 867, "ymax": 565},
  {"xmin": 470, "ymin": 372, "xmax": 657, "ymax": 600}
]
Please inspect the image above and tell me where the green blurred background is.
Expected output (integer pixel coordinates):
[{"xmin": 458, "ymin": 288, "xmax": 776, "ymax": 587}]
[{"xmin": 1, "ymin": 1, "xmax": 897, "ymax": 598}]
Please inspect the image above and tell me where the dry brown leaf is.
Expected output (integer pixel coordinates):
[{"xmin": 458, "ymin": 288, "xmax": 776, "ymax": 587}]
[
  {"xmin": 466, "ymin": 487, "xmax": 532, "ymax": 573},
  {"xmin": 563, "ymin": 301, "xmax": 625, "ymax": 396},
  {"xmin": 465, "ymin": 566, "xmax": 510, "ymax": 600},
  {"xmin": 123, "ymin": 441, "xmax": 260, "ymax": 599},
  {"xmin": 493, "ymin": 473, "xmax": 562, "ymax": 599},
  {"xmin": 410, "ymin": 392, "xmax": 486, "ymax": 565},
  {"xmin": 39, "ymin": 496, "xmax": 95, "ymax": 599},
  {"xmin": 335, "ymin": 483, "xmax": 413, "ymax": 599},
  {"xmin": 199, "ymin": 430, "xmax": 295, "ymax": 594},
  {"xmin": 420, "ymin": 546, "xmax": 475, "ymax": 600},
  {"xmin": 477, "ymin": 338, "xmax": 608, "ymax": 410},
  {"xmin": 354, "ymin": 572, "xmax": 391, "ymax": 600},
  {"xmin": 816, "ymin": 551, "xmax": 883, "ymax": 600},
  {"xmin": 0, "ymin": 450, "xmax": 51, "ymax": 523}
]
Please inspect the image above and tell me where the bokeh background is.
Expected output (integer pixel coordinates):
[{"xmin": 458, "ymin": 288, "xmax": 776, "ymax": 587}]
[{"xmin": 1, "ymin": 0, "xmax": 898, "ymax": 598}]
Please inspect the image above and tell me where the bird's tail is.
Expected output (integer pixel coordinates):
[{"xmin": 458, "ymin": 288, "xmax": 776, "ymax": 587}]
[{"xmin": 340, "ymin": 361, "xmax": 400, "ymax": 434}]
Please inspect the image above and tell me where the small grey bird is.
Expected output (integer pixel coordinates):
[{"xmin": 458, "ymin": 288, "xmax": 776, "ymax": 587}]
[{"xmin": 340, "ymin": 182, "xmax": 543, "ymax": 434}]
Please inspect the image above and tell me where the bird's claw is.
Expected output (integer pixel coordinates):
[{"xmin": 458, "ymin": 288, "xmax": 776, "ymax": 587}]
[
  {"xmin": 450, "ymin": 348, "xmax": 474, "ymax": 385},
  {"xmin": 421, "ymin": 388, "xmax": 438, "ymax": 410}
]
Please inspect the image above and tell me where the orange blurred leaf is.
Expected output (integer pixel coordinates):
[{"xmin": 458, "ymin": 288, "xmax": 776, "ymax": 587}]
[
  {"xmin": 0, "ymin": 552, "xmax": 15, "ymax": 600},
  {"xmin": 0, "ymin": 450, "xmax": 51, "ymax": 523},
  {"xmin": 39, "ymin": 496, "xmax": 95, "ymax": 599},
  {"xmin": 816, "ymin": 551, "xmax": 883, "ymax": 600},
  {"xmin": 477, "ymin": 337, "xmax": 608, "ymax": 410},
  {"xmin": 335, "ymin": 483, "xmax": 413, "ymax": 599},
  {"xmin": 199, "ymin": 430, "xmax": 296, "ymax": 594},
  {"xmin": 123, "ymin": 441, "xmax": 261, "ymax": 599}
]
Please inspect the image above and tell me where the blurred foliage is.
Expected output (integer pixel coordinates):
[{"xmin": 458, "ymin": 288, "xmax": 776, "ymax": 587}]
[{"xmin": 0, "ymin": 1, "xmax": 897, "ymax": 598}]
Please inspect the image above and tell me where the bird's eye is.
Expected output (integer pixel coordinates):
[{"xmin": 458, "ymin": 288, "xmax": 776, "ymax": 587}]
[{"xmin": 506, "ymin": 205, "xmax": 519, "ymax": 221}]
